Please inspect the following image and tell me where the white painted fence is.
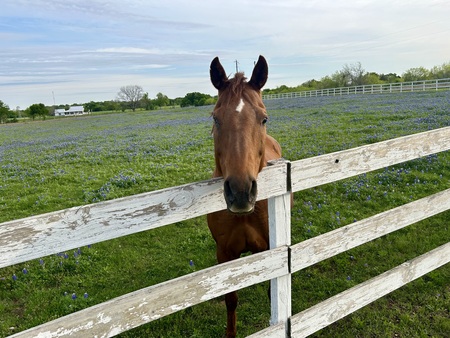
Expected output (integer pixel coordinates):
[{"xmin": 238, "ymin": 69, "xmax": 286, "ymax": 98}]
[
  {"xmin": 262, "ymin": 78, "xmax": 450, "ymax": 100},
  {"xmin": 2, "ymin": 126, "xmax": 450, "ymax": 337}
]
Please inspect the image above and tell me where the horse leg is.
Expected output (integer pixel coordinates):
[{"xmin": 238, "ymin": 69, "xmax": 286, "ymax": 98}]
[
  {"xmin": 216, "ymin": 247, "xmax": 240, "ymax": 338},
  {"xmin": 225, "ymin": 291, "xmax": 238, "ymax": 338}
]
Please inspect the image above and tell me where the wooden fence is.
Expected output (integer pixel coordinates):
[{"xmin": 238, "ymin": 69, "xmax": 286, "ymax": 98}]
[
  {"xmin": 2, "ymin": 126, "xmax": 450, "ymax": 337},
  {"xmin": 262, "ymin": 78, "xmax": 450, "ymax": 100}
]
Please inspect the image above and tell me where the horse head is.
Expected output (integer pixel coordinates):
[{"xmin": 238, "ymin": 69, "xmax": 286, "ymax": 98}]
[{"xmin": 210, "ymin": 55, "xmax": 269, "ymax": 214}]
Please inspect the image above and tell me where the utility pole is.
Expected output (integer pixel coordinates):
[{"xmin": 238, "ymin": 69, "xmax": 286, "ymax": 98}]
[
  {"xmin": 52, "ymin": 91, "xmax": 56, "ymax": 116},
  {"xmin": 234, "ymin": 60, "xmax": 239, "ymax": 73}
]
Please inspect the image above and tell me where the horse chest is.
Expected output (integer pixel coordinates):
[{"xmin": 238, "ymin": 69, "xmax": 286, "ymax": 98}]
[{"xmin": 207, "ymin": 201, "xmax": 269, "ymax": 258}]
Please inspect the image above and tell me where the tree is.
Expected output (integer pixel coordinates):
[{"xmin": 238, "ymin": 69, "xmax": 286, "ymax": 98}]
[
  {"xmin": 317, "ymin": 75, "xmax": 339, "ymax": 89},
  {"xmin": 25, "ymin": 103, "xmax": 48, "ymax": 120},
  {"xmin": 363, "ymin": 72, "xmax": 383, "ymax": 85},
  {"xmin": 379, "ymin": 73, "xmax": 402, "ymax": 83},
  {"xmin": 141, "ymin": 93, "xmax": 159, "ymax": 110},
  {"xmin": 117, "ymin": 85, "xmax": 144, "ymax": 112},
  {"xmin": 84, "ymin": 101, "xmax": 99, "ymax": 112},
  {"xmin": 154, "ymin": 92, "xmax": 170, "ymax": 108},
  {"xmin": 430, "ymin": 62, "xmax": 450, "ymax": 79},
  {"xmin": 402, "ymin": 67, "xmax": 430, "ymax": 81},
  {"xmin": 103, "ymin": 100, "xmax": 121, "ymax": 111},
  {"xmin": 342, "ymin": 62, "xmax": 366, "ymax": 86},
  {"xmin": 180, "ymin": 92, "xmax": 213, "ymax": 107},
  {"xmin": 0, "ymin": 100, "xmax": 11, "ymax": 123}
]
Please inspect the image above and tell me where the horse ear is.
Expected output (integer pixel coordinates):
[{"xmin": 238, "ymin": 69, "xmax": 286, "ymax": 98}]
[
  {"xmin": 249, "ymin": 55, "xmax": 268, "ymax": 90},
  {"xmin": 210, "ymin": 57, "xmax": 228, "ymax": 90}
]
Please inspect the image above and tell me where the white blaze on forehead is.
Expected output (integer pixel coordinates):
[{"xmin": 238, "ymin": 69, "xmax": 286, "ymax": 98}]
[{"xmin": 236, "ymin": 98, "xmax": 245, "ymax": 113}]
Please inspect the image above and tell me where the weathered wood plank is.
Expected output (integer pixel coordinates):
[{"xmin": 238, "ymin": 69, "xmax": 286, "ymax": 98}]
[
  {"xmin": 290, "ymin": 188, "xmax": 450, "ymax": 273},
  {"xmin": 289, "ymin": 242, "xmax": 450, "ymax": 337},
  {"xmin": 8, "ymin": 246, "xmax": 289, "ymax": 338},
  {"xmin": 291, "ymin": 126, "xmax": 450, "ymax": 192},
  {"xmin": 0, "ymin": 162, "xmax": 287, "ymax": 268},
  {"xmin": 268, "ymin": 190, "xmax": 292, "ymax": 332}
]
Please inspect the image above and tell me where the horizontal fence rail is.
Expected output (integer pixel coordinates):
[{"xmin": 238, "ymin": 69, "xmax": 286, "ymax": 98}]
[
  {"xmin": 0, "ymin": 164, "xmax": 288, "ymax": 268},
  {"xmin": 290, "ymin": 189, "xmax": 450, "ymax": 274},
  {"xmin": 3, "ymin": 126, "xmax": 450, "ymax": 337},
  {"xmin": 10, "ymin": 247, "xmax": 289, "ymax": 338},
  {"xmin": 262, "ymin": 78, "xmax": 450, "ymax": 100},
  {"xmin": 290, "ymin": 127, "xmax": 450, "ymax": 192},
  {"xmin": 290, "ymin": 242, "xmax": 450, "ymax": 337}
]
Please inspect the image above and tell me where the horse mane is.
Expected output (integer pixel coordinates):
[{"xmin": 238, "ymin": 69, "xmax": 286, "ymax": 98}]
[{"xmin": 229, "ymin": 72, "xmax": 247, "ymax": 97}]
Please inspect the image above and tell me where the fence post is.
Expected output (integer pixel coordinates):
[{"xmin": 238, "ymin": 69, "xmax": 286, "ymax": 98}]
[{"xmin": 268, "ymin": 159, "xmax": 292, "ymax": 336}]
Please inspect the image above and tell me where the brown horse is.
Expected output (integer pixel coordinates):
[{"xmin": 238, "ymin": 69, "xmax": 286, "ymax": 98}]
[{"xmin": 207, "ymin": 55, "xmax": 282, "ymax": 338}]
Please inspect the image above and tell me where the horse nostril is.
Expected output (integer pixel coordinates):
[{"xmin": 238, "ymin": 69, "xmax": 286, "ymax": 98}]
[
  {"xmin": 249, "ymin": 179, "xmax": 257, "ymax": 202},
  {"xmin": 224, "ymin": 180, "xmax": 235, "ymax": 204}
]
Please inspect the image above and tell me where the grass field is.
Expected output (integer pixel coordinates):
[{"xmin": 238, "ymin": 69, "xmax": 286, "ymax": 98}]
[{"xmin": 0, "ymin": 91, "xmax": 449, "ymax": 337}]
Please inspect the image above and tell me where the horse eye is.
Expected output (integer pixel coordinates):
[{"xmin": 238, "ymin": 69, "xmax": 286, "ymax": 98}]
[
  {"xmin": 262, "ymin": 117, "xmax": 268, "ymax": 125},
  {"xmin": 213, "ymin": 116, "xmax": 220, "ymax": 126}
]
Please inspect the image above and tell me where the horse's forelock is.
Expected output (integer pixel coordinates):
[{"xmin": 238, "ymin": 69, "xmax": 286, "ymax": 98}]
[
  {"xmin": 231, "ymin": 72, "xmax": 246, "ymax": 89},
  {"xmin": 218, "ymin": 72, "xmax": 250, "ymax": 106}
]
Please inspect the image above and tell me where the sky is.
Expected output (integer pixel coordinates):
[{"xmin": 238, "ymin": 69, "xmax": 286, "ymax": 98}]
[{"xmin": 1, "ymin": 0, "xmax": 449, "ymax": 109}]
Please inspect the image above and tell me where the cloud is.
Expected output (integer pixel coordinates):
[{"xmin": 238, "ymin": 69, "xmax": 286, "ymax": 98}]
[{"xmin": 1, "ymin": 0, "xmax": 449, "ymax": 108}]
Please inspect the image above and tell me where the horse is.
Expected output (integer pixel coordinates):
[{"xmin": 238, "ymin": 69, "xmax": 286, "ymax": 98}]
[{"xmin": 207, "ymin": 55, "xmax": 283, "ymax": 338}]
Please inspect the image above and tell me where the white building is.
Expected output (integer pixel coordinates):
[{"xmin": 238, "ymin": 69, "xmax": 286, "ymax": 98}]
[{"xmin": 54, "ymin": 106, "xmax": 86, "ymax": 116}]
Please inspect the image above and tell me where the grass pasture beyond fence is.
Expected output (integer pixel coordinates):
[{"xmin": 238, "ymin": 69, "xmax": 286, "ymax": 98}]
[{"xmin": 0, "ymin": 91, "xmax": 449, "ymax": 337}]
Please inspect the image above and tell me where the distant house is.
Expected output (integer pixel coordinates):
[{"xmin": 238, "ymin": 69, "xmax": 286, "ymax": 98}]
[{"xmin": 54, "ymin": 106, "xmax": 86, "ymax": 116}]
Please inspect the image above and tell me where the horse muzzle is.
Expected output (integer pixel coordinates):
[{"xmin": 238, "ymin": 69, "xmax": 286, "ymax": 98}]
[{"xmin": 223, "ymin": 176, "xmax": 257, "ymax": 214}]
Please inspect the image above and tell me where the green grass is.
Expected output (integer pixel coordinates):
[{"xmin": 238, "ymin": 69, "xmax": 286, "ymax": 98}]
[{"xmin": 0, "ymin": 91, "xmax": 449, "ymax": 337}]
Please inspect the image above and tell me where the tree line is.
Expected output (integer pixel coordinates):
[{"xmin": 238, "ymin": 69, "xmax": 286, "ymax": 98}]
[
  {"xmin": 1, "ymin": 60, "xmax": 449, "ymax": 123},
  {"xmin": 113, "ymin": 86, "xmax": 215, "ymax": 112},
  {"xmin": 262, "ymin": 61, "xmax": 450, "ymax": 95}
]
